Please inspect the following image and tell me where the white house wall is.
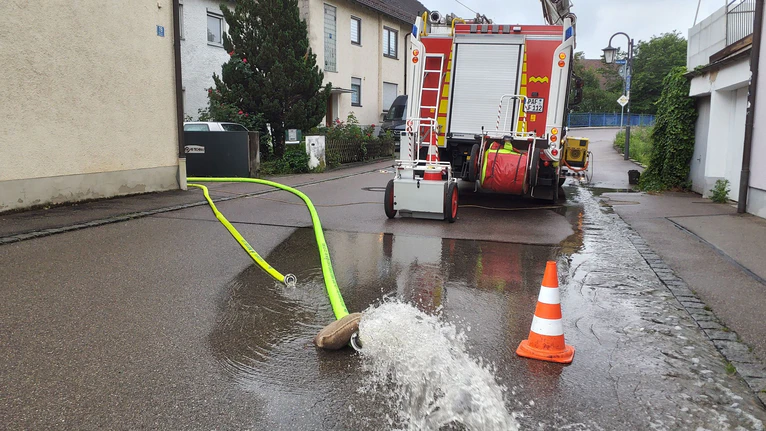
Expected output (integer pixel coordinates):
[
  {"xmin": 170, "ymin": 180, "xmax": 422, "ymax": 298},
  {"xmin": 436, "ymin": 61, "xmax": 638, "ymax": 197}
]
[
  {"xmin": 689, "ymin": 57, "xmax": 749, "ymax": 200},
  {"xmin": 747, "ymin": 2, "xmax": 766, "ymax": 218},
  {"xmin": 0, "ymin": 1, "xmax": 179, "ymax": 212},
  {"xmin": 687, "ymin": 5, "xmax": 727, "ymax": 70},
  {"xmin": 180, "ymin": 0, "xmax": 233, "ymax": 119},
  {"xmin": 304, "ymin": 1, "xmax": 408, "ymax": 125}
]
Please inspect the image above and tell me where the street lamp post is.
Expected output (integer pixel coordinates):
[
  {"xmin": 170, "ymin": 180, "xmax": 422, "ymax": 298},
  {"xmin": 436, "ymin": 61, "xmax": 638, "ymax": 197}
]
[{"xmin": 603, "ymin": 33, "xmax": 634, "ymax": 161}]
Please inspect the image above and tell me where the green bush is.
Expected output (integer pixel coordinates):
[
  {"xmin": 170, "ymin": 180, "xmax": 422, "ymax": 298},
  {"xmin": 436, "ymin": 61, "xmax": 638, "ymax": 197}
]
[
  {"xmin": 710, "ymin": 179, "xmax": 730, "ymax": 203},
  {"xmin": 260, "ymin": 145, "xmax": 311, "ymax": 175},
  {"xmin": 639, "ymin": 66, "xmax": 697, "ymax": 191},
  {"xmin": 614, "ymin": 126, "xmax": 654, "ymax": 166}
]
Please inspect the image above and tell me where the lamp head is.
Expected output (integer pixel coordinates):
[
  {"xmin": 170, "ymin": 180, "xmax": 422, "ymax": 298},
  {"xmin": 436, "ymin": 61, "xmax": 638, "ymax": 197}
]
[{"xmin": 602, "ymin": 45, "xmax": 617, "ymax": 64}]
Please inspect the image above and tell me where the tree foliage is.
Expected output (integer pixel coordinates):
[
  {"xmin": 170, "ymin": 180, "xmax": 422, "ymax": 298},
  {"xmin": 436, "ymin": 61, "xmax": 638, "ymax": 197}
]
[
  {"xmin": 201, "ymin": 0, "xmax": 331, "ymax": 157},
  {"xmin": 571, "ymin": 52, "xmax": 623, "ymax": 112},
  {"xmin": 639, "ymin": 66, "xmax": 697, "ymax": 191},
  {"xmin": 630, "ymin": 32, "xmax": 688, "ymax": 114}
]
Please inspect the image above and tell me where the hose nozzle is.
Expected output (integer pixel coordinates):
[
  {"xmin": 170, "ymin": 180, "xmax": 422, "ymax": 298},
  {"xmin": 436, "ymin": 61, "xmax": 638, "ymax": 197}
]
[{"xmin": 284, "ymin": 273, "xmax": 297, "ymax": 287}]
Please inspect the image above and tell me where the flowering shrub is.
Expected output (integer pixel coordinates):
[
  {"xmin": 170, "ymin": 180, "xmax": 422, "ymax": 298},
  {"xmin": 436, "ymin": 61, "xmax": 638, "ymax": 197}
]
[{"xmin": 311, "ymin": 113, "xmax": 391, "ymax": 143}]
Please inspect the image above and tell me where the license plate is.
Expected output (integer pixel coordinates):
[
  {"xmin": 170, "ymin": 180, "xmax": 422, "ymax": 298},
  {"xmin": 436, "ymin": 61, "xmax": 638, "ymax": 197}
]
[{"xmin": 524, "ymin": 98, "xmax": 545, "ymax": 113}]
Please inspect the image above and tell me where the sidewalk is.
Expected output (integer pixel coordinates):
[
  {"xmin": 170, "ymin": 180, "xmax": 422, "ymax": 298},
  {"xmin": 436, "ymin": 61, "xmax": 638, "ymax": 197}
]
[
  {"xmin": 576, "ymin": 127, "xmax": 766, "ymax": 403},
  {"xmin": 0, "ymin": 159, "xmax": 395, "ymax": 245}
]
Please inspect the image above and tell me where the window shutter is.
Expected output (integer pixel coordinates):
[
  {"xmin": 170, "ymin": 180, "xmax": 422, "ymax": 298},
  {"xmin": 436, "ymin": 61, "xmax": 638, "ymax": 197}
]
[
  {"xmin": 351, "ymin": 18, "xmax": 360, "ymax": 44},
  {"xmin": 383, "ymin": 82, "xmax": 398, "ymax": 109}
]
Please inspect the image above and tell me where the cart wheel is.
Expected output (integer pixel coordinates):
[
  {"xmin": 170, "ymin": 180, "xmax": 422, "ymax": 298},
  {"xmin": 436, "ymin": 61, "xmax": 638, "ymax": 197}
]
[
  {"xmin": 444, "ymin": 181, "xmax": 459, "ymax": 223},
  {"xmin": 468, "ymin": 144, "xmax": 480, "ymax": 183},
  {"xmin": 384, "ymin": 179, "xmax": 397, "ymax": 219}
]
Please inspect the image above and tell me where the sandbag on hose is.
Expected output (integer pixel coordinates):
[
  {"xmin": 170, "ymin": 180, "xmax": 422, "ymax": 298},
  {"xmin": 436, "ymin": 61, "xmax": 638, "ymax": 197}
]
[{"xmin": 314, "ymin": 313, "xmax": 362, "ymax": 350}]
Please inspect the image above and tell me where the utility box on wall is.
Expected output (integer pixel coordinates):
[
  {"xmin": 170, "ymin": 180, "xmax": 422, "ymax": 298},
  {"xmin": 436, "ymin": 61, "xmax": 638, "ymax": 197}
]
[{"xmin": 305, "ymin": 136, "xmax": 326, "ymax": 170}]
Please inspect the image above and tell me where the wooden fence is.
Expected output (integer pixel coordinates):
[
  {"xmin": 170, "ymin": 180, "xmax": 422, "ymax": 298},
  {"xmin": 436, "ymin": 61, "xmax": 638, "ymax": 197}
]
[{"xmin": 326, "ymin": 138, "xmax": 395, "ymax": 164}]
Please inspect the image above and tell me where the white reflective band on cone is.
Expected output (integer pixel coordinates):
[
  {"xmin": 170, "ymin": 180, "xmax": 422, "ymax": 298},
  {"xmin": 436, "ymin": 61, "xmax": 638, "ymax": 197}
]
[
  {"xmin": 536, "ymin": 286, "xmax": 561, "ymax": 305},
  {"xmin": 530, "ymin": 316, "xmax": 564, "ymax": 337}
]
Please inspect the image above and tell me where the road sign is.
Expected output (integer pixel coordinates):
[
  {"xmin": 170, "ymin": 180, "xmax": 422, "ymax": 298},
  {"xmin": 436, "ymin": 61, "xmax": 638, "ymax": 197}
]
[
  {"xmin": 618, "ymin": 63, "xmax": 628, "ymax": 79},
  {"xmin": 615, "ymin": 59, "xmax": 627, "ymax": 65},
  {"xmin": 617, "ymin": 94, "xmax": 629, "ymax": 107}
]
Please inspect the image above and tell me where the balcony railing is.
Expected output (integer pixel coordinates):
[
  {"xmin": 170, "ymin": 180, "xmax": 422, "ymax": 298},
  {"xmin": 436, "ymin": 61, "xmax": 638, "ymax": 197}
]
[{"xmin": 727, "ymin": 0, "xmax": 756, "ymax": 45}]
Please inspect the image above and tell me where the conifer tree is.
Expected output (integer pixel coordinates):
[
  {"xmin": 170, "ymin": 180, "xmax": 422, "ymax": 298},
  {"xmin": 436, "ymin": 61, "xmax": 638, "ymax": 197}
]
[{"xmin": 205, "ymin": 0, "xmax": 331, "ymax": 157}]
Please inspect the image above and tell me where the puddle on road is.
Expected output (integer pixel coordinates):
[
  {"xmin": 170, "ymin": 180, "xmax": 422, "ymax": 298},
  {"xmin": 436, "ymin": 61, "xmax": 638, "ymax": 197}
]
[
  {"xmin": 206, "ymin": 187, "xmax": 766, "ymax": 430},
  {"xmin": 208, "ymin": 227, "xmax": 569, "ymax": 430}
]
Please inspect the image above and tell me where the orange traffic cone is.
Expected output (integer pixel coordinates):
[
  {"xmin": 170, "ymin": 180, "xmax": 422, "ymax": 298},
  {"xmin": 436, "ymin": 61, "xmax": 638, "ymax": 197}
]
[
  {"xmin": 516, "ymin": 261, "xmax": 575, "ymax": 364},
  {"xmin": 423, "ymin": 132, "xmax": 441, "ymax": 181}
]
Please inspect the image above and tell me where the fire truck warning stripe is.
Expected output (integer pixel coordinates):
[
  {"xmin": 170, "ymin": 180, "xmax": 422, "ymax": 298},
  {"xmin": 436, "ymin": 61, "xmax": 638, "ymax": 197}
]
[
  {"xmin": 530, "ymin": 316, "xmax": 565, "ymax": 337},
  {"xmin": 534, "ymin": 302, "xmax": 563, "ymax": 320},
  {"xmin": 537, "ymin": 285, "xmax": 561, "ymax": 305}
]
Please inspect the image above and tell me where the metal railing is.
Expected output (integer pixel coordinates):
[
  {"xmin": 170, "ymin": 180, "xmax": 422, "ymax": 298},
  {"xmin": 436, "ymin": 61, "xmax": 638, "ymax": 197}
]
[
  {"xmin": 567, "ymin": 113, "xmax": 656, "ymax": 128},
  {"xmin": 727, "ymin": 0, "xmax": 756, "ymax": 45}
]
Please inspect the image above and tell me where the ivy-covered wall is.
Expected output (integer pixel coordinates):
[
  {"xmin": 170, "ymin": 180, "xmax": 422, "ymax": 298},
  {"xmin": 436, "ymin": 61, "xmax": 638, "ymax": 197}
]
[{"xmin": 639, "ymin": 67, "xmax": 698, "ymax": 191}]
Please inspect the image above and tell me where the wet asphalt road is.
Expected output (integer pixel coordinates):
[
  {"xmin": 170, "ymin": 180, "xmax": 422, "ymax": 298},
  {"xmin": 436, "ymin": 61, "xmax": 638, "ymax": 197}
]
[{"xmin": 3, "ymin": 133, "xmax": 766, "ymax": 429}]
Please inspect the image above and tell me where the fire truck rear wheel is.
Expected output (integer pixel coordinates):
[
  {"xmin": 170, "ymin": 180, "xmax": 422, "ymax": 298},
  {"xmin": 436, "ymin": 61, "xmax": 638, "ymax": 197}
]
[
  {"xmin": 468, "ymin": 144, "xmax": 480, "ymax": 183},
  {"xmin": 384, "ymin": 179, "xmax": 397, "ymax": 219},
  {"xmin": 444, "ymin": 181, "xmax": 458, "ymax": 223}
]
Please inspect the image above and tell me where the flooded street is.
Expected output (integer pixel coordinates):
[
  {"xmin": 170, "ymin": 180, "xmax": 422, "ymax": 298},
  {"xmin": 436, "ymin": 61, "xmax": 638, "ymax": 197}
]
[
  {"xmin": 203, "ymin": 183, "xmax": 765, "ymax": 430},
  {"xmin": 3, "ymin": 157, "xmax": 765, "ymax": 429}
]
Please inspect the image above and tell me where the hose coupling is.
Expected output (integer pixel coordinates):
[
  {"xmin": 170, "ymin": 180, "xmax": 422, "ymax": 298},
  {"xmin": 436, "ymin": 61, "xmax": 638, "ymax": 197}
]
[{"xmin": 350, "ymin": 331, "xmax": 363, "ymax": 351}]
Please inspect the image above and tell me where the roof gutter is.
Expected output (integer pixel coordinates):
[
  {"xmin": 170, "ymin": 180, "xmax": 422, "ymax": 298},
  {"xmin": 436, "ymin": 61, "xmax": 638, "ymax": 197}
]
[{"xmin": 738, "ymin": 0, "xmax": 763, "ymax": 213}]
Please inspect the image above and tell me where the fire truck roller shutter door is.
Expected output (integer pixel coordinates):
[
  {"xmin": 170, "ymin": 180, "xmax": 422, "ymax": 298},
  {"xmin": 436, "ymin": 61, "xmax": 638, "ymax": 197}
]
[{"xmin": 449, "ymin": 42, "xmax": 523, "ymax": 137}]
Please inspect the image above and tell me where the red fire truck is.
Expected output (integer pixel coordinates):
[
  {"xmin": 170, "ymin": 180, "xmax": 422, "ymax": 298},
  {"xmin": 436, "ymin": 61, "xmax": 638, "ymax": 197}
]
[{"xmin": 384, "ymin": 0, "xmax": 581, "ymax": 221}]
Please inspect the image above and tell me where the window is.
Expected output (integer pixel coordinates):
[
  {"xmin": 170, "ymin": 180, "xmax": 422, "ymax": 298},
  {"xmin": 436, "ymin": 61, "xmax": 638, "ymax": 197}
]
[
  {"xmin": 383, "ymin": 27, "xmax": 398, "ymax": 58},
  {"xmin": 207, "ymin": 12, "xmax": 223, "ymax": 46},
  {"xmin": 221, "ymin": 123, "xmax": 248, "ymax": 131},
  {"xmin": 178, "ymin": 1, "xmax": 184, "ymax": 39},
  {"xmin": 351, "ymin": 17, "xmax": 361, "ymax": 45},
  {"xmin": 351, "ymin": 77, "xmax": 362, "ymax": 106},
  {"xmin": 184, "ymin": 124, "xmax": 210, "ymax": 131},
  {"xmin": 383, "ymin": 82, "xmax": 398, "ymax": 111},
  {"xmin": 324, "ymin": 4, "xmax": 337, "ymax": 72}
]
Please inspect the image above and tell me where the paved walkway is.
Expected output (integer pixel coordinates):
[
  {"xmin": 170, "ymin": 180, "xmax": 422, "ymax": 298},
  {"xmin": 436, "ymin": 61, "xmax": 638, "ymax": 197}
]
[{"xmin": 575, "ymin": 127, "xmax": 766, "ymax": 405}]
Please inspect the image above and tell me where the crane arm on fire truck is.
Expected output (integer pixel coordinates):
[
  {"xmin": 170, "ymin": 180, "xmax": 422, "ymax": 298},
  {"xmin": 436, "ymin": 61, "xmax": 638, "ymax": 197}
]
[{"xmin": 540, "ymin": 0, "xmax": 575, "ymax": 26}]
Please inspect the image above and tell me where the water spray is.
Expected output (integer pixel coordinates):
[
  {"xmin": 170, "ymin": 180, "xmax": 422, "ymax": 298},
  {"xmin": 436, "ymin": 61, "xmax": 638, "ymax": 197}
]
[{"xmin": 188, "ymin": 177, "xmax": 361, "ymax": 350}]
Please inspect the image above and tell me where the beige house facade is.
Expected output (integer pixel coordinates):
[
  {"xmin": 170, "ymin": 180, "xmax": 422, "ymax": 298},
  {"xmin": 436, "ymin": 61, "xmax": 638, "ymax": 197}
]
[
  {"xmin": 0, "ymin": 1, "xmax": 183, "ymax": 212},
  {"xmin": 299, "ymin": 0, "xmax": 427, "ymax": 126}
]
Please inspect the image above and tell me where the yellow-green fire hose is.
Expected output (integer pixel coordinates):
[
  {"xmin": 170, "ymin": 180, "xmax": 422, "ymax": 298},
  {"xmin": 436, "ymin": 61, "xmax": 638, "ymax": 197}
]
[{"xmin": 187, "ymin": 177, "xmax": 349, "ymax": 321}]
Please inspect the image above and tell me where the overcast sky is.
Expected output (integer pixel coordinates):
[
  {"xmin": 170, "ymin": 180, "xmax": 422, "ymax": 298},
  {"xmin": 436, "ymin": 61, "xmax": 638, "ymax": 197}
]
[{"xmin": 420, "ymin": 0, "xmax": 729, "ymax": 58}]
